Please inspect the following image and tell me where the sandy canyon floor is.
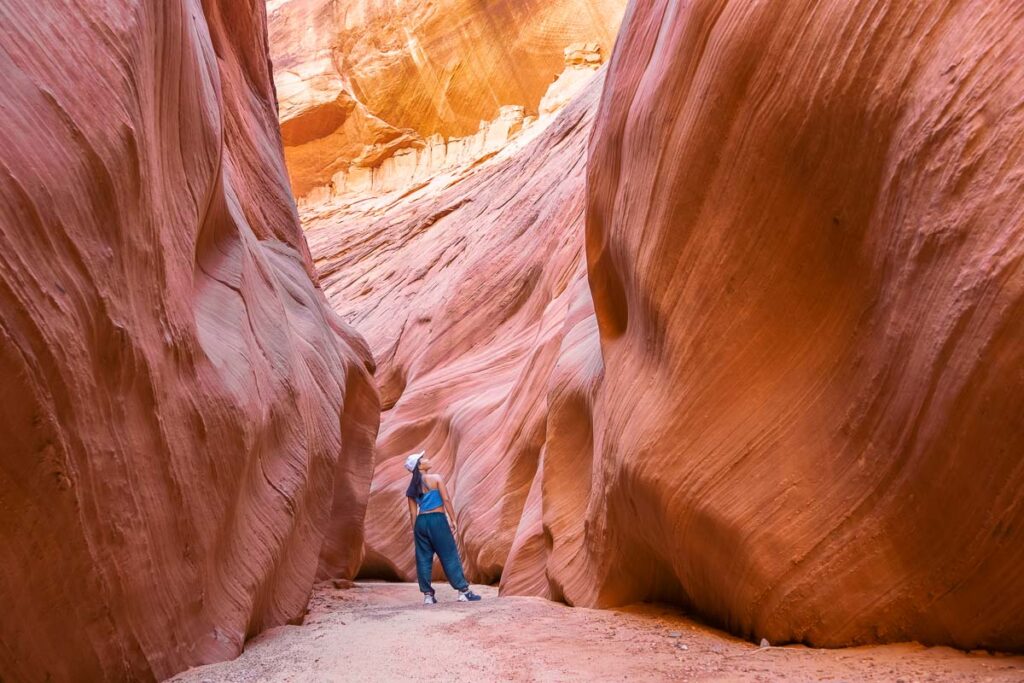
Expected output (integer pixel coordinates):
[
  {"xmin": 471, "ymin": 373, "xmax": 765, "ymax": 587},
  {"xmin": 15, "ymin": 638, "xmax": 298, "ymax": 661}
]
[{"xmin": 170, "ymin": 583, "xmax": 1023, "ymax": 682}]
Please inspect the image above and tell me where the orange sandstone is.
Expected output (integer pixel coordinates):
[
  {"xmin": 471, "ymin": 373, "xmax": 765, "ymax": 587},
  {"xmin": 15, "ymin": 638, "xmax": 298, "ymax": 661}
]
[{"xmin": 268, "ymin": 0, "xmax": 626, "ymax": 199}]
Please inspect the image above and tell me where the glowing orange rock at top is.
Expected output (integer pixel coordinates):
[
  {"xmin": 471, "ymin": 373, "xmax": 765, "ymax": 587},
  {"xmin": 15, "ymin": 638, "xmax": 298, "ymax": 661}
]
[{"xmin": 268, "ymin": 0, "xmax": 626, "ymax": 199}]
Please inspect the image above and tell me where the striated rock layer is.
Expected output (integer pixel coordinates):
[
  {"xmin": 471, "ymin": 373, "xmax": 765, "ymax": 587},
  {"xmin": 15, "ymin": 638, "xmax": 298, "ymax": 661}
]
[
  {"xmin": 0, "ymin": 1, "xmax": 379, "ymax": 681},
  {"xmin": 574, "ymin": 0, "xmax": 1024, "ymax": 651},
  {"xmin": 268, "ymin": 0, "xmax": 625, "ymax": 199},
  {"xmin": 306, "ymin": 73, "xmax": 606, "ymax": 588}
]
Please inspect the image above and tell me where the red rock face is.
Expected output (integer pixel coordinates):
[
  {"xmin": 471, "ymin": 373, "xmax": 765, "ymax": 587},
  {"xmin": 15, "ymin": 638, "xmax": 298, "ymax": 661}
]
[
  {"xmin": 0, "ymin": 1, "xmax": 379, "ymax": 680},
  {"xmin": 307, "ymin": 74, "xmax": 606, "ymax": 588},
  {"xmin": 579, "ymin": 0, "xmax": 1024, "ymax": 650}
]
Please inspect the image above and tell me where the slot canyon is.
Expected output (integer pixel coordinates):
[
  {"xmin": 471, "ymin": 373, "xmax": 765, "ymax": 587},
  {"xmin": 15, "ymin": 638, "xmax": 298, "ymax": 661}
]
[{"xmin": 1, "ymin": 1, "xmax": 1022, "ymax": 681}]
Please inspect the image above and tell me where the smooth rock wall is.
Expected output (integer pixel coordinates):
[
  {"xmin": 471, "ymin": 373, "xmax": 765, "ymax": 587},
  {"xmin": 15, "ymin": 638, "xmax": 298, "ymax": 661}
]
[
  {"xmin": 0, "ymin": 1, "xmax": 379, "ymax": 680},
  {"xmin": 577, "ymin": 0, "xmax": 1024, "ymax": 650}
]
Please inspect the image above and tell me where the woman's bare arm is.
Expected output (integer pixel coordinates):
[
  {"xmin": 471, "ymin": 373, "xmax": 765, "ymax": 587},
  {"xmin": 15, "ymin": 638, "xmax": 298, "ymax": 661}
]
[
  {"xmin": 438, "ymin": 478, "xmax": 457, "ymax": 532},
  {"xmin": 407, "ymin": 497, "xmax": 418, "ymax": 530}
]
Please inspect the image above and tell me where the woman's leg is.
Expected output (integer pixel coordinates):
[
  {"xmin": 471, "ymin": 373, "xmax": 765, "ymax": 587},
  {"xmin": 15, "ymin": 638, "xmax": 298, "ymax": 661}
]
[
  {"xmin": 426, "ymin": 514, "xmax": 469, "ymax": 591},
  {"xmin": 413, "ymin": 517, "xmax": 435, "ymax": 595}
]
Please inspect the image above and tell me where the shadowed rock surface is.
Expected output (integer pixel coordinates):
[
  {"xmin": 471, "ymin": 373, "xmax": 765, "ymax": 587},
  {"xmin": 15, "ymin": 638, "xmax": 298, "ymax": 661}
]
[{"xmin": 0, "ymin": 1, "xmax": 379, "ymax": 680}]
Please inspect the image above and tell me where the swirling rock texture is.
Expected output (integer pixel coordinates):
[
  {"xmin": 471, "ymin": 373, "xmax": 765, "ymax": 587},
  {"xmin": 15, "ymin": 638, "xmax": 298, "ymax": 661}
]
[
  {"xmin": 268, "ymin": 0, "xmax": 626, "ymax": 200},
  {"xmin": 0, "ymin": 1, "xmax": 378, "ymax": 681},
  {"xmin": 577, "ymin": 0, "xmax": 1024, "ymax": 651},
  {"xmin": 306, "ymin": 73, "xmax": 605, "ymax": 588}
]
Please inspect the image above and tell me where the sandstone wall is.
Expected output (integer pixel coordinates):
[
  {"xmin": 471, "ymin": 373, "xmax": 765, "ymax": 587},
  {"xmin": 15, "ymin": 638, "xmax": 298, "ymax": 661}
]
[
  {"xmin": 306, "ymin": 75, "xmax": 605, "ymax": 587},
  {"xmin": 268, "ymin": 0, "xmax": 625, "ymax": 198},
  {"xmin": 0, "ymin": 1, "xmax": 379, "ymax": 680},
  {"xmin": 576, "ymin": 0, "xmax": 1024, "ymax": 650}
]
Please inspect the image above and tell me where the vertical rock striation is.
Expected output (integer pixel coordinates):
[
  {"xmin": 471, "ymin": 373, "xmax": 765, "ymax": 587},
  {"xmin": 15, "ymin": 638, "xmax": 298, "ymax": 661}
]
[
  {"xmin": 577, "ymin": 0, "xmax": 1024, "ymax": 651},
  {"xmin": 0, "ymin": 1, "xmax": 379, "ymax": 680}
]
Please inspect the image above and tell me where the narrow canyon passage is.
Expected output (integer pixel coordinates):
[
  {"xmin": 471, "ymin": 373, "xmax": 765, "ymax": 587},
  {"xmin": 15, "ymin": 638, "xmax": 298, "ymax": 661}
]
[
  {"xmin": 172, "ymin": 583, "xmax": 1024, "ymax": 683},
  {"xmin": 277, "ymin": 0, "xmax": 1024, "ymax": 652},
  {"xmin": 267, "ymin": 0, "xmax": 1024, "ymax": 674},
  {"xmin": 2, "ymin": 1, "xmax": 1023, "ymax": 681}
]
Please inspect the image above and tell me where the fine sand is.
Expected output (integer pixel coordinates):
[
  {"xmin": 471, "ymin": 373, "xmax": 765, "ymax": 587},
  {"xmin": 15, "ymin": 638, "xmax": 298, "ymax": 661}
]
[{"xmin": 170, "ymin": 582, "xmax": 1024, "ymax": 682}]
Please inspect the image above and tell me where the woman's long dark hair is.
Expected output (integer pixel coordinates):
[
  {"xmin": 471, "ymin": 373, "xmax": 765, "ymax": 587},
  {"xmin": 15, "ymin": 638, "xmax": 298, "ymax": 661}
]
[{"xmin": 405, "ymin": 466, "xmax": 423, "ymax": 501}]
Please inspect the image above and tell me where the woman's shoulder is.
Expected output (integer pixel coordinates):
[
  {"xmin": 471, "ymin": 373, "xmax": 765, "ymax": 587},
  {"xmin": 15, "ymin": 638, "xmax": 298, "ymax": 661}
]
[{"xmin": 423, "ymin": 473, "xmax": 444, "ymax": 487}]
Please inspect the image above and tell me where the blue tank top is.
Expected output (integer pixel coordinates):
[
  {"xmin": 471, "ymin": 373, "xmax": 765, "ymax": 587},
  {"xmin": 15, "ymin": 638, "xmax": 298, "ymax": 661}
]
[{"xmin": 418, "ymin": 487, "xmax": 443, "ymax": 512}]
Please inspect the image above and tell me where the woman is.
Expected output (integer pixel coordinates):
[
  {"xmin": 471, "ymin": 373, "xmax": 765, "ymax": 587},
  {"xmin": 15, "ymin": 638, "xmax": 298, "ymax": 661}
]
[{"xmin": 404, "ymin": 451, "xmax": 482, "ymax": 604}]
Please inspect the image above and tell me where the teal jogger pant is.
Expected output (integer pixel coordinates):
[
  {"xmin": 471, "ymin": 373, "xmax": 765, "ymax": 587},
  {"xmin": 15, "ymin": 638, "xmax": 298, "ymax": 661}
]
[{"xmin": 414, "ymin": 513, "xmax": 469, "ymax": 594}]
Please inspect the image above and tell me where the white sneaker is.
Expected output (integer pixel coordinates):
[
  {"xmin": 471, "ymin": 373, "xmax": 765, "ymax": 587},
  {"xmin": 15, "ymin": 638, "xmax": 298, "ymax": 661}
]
[
  {"xmin": 423, "ymin": 594, "xmax": 437, "ymax": 605},
  {"xmin": 458, "ymin": 590, "xmax": 481, "ymax": 602}
]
